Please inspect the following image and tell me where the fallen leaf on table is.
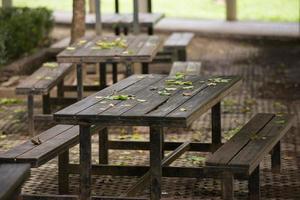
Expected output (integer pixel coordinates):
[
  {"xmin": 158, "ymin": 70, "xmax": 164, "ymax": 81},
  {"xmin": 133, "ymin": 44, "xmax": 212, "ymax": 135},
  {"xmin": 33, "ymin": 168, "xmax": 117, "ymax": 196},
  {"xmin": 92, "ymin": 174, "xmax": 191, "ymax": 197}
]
[
  {"xmin": 66, "ymin": 47, "xmax": 76, "ymax": 51},
  {"xmin": 183, "ymin": 92, "xmax": 192, "ymax": 96},
  {"xmin": 180, "ymin": 108, "xmax": 187, "ymax": 112},
  {"xmin": 137, "ymin": 99, "xmax": 147, "ymax": 102}
]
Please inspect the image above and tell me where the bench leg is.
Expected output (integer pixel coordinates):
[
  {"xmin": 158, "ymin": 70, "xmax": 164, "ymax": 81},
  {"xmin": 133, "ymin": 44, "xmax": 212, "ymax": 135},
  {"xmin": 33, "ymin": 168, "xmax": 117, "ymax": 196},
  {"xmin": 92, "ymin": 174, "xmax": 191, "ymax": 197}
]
[
  {"xmin": 57, "ymin": 80, "xmax": 64, "ymax": 99},
  {"xmin": 271, "ymin": 141, "xmax": 281, "ymax": 173},
  {"xmin": 76, "ymin": 64, "xmax": 83, "ymax": 100},
  {"xmin": 212, "ymin": 102, "xmax": 222, "ymax": 152},
  {"xmin": 112, "ymin": 63, "xmax": 118, "ymax": 83},
  {"xmin": 178, "ymin": 49, "xmax": 187, "ymax": 61},
  {"xmin": 99, "ymin": 128, "xmax": 109, "ymax": 164},
  {"xmin": 58, "ymin": 150, "xmax": 69, "ymax": 194},
  {"xmin": 249, "ymin": 166, "xmax": 260, "ymax": 200},
  {"xmin": 148, "ymin": 27, "xmax": 154, "ymax": 35},
  {"xmin": 79, "ymin": 125, "xmax": 92, "ymax": 200},
  {"xmin": 222, "ymin": 171, "xmax": 234, "ymax": 200},
  {"xmin": 123, "ymin": 27, "xmax": 129, "ymax": 35},
  {"xmin": 125, "ymin": 63, "xmax": 133, "ymax": 77},
  {"xmin": 114, "ymin": 27, "xmax": 120, "ymax": 35},
  {"xmin": 27, "ymin": 95, "xmax": 35, "ymax": 136},
  {"xmin": 142, "ymin": 63, "xmax": 149, "ymax": 74},
  {"xmin": 99, "ymin": 63, "xmax": 107, "ymax": 89},
  {"xmin": 42, "ymin": 93, "xmax": 51, "ymax": 114},
  {"xmin": 150, "ymin": 125, "xmax": 163, "ymax": 200}
]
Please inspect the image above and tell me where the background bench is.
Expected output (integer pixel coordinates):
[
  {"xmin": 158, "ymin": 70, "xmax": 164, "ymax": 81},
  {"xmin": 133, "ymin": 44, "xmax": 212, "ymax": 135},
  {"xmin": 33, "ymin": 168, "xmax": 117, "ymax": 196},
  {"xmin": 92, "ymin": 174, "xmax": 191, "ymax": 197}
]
[
  {"xmin": 0, "ymin": 163, "xmax": 30, "ymax": 200},
  {"xmin": 205, "ymin": 113, "xmax": 295, "ymax": 200},
  {"xmin": 0, "ymin": 124, "xmax": 103, "ymax": 195},
  {"xmin": 16, "ymin": 63, "xmax": 74, "ymax": 135}
]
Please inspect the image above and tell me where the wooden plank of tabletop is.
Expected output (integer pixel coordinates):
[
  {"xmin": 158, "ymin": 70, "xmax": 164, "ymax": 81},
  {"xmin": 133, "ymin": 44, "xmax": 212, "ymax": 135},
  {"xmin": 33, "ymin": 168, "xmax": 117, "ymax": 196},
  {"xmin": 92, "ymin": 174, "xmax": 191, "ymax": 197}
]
[
  {"xmin": 54, "ymin": 75, "xmax": 145, "ymax": 117},
  {"xmin": 167, "ymin": 76, "xmax": 242, "ymax": 125},
  {"xmin": 123, "ymin": 76, "xmax": 204, "ymax": 118},
  {"xmin": 76, "ymin": 75, "xmax": 165, "ymax": 117}
]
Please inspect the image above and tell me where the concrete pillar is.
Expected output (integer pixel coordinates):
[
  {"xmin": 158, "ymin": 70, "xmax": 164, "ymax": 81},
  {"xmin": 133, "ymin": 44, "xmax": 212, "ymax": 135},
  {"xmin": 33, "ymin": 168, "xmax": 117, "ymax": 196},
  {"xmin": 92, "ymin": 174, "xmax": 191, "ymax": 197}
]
[
  {"xmin": 226, "ymin": 0, "xmax": 237, "ymax": 21},
  {"xmin": 138, "ymin": 0, "xmax": 148, "ymax": 13},
  {"xmin": 95, "ymin": 0, "xmax": 102, "ymax": 35},
  {"xmin": 2, "ymin": 0, "xmax": 12, "ymax": 8}
]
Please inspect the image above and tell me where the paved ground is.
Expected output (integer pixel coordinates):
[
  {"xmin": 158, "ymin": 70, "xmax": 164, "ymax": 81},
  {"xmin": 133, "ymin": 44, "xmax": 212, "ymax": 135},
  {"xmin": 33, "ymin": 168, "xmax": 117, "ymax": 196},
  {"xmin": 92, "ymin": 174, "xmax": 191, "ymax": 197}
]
[{"xmin": 0, "ymin": 34, "xmax": 299, "ymax": 199}]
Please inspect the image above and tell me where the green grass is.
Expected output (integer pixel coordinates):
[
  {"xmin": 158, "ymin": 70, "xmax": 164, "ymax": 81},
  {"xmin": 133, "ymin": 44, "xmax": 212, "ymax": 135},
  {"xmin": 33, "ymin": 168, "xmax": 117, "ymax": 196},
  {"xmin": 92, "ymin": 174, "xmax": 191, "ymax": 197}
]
[{"xmin": 2, "ymin": 0, "xmax": 299, "ymax": 22}]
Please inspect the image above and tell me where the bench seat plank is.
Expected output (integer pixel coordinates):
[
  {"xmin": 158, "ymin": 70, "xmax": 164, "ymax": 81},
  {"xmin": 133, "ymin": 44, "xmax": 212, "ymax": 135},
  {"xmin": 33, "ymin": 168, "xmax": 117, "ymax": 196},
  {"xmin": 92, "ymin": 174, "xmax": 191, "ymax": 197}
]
[
  {"xmin": 0, "ymin": 125, "xmax": 76, "ymax": 167},
  {"xmin": 169, "ymin": 62, "xmax": 202, "ymax": 76},
  {"xmin": 0, "ymin": 163, "xmax": 30, "ymax": 200},
  {"xmin": 229, "ymin": 115, "xmax": 295, "ymax": 174},
  {"xmin": 206, "ymin": 114, "xmax": 295, "ymax": 175},
  {"xmin": 16, "ymin": 63, "xmax": 73, "ymax": 95},
  {"xmin": 164, "ymin": 32, "xmax": 195, "ymax": 50}
]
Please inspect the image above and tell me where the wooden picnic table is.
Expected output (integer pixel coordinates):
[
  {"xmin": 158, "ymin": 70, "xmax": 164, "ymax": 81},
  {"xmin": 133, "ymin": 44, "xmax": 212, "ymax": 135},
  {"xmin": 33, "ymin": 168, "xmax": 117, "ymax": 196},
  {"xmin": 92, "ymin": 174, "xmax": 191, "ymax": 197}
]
[
  {"xmin": 57, "ymin": 35, "xmax": 163, "ymax": 100},
  {"xmin": 53, "ymin": 74, "xmax": 241, "ymax": 200}
]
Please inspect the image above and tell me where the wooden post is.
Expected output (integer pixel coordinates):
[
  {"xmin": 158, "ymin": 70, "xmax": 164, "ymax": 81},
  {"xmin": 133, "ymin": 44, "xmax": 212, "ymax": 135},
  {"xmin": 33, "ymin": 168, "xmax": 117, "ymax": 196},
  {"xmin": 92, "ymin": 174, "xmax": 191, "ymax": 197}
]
[
  {"xmin": 226, "ymin": 0, "xmax": 237, "ymax": 21},
  {"xmin": 222, "ymin": 171, "xmax": 234, "ymax": 200},
  {"xmin": 76, "ymin": 64, "xmax": 83, "ymax": 100},
  {"xmin": 133, "ymin": 0, "xmax": 140, "ymax": 35},
  {"xmin": 95, "ymin": 0, "xmax": 102, "ymax": 36},
  {"xmin": 89, "ymin": 0, "xmax": 95, "ymax": 13},
  {"xmin": 2, "ymin": 0, "xmax": 12, "ymax": 8},
  {"xmin": 211, "ymin": 102, "xmax": 222, "ymax": 152}
]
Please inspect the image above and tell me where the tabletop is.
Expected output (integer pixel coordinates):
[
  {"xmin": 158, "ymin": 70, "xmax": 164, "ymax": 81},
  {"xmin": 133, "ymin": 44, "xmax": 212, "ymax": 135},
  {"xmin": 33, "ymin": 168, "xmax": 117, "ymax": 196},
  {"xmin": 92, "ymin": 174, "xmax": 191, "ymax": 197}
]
[
  {"xmin": 54, "ymin": 74, "xmax": 241, "ymax": 127},
  {"xmin": 57, "ymin": 35, "xmax": 162, "ymax": 64}
]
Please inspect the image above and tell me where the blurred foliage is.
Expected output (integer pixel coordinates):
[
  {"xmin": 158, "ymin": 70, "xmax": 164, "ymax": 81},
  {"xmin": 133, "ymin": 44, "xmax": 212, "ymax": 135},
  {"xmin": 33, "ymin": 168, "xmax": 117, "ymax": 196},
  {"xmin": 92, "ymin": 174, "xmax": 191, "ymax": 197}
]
[{"xmin": 0, "ymin": 7, "xmax": 53, "ymax": 65}]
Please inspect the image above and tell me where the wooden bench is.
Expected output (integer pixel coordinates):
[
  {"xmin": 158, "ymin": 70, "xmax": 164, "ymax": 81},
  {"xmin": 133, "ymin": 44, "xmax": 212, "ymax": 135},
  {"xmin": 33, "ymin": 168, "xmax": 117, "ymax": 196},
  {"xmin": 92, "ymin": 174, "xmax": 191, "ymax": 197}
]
[
  {"xmin": 0, "ymin": 163, "xmax": 30, "ymax": 200},
  {"xmin": 152, "ymin": 32, "xmax": 195, "ymax": 64},
  {"xmin": 205, "ymin": 113, "xmax": 295, "ymax": 200},
  {"xmin": 16, "ymin": 62, "xmax": 74, "ymax": 135},
  {"xmin": 169, "ymin": 61, "xmax": 202, "ymax": 76},
  {"xmin": 0, "ymin": 124, "xmax": 103, "ymax": 195},
  {"xmin": 163, "ymin": 32, "xmax": 195, "ymax": 61}
]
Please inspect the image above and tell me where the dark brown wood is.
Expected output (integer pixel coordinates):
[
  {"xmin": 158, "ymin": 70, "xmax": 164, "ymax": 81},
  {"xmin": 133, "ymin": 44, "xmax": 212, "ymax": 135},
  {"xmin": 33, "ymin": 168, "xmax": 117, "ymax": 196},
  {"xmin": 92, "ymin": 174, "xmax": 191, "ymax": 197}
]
[
  {"xmin": 92, "ymin": 196, "xmax": 148, "ymax": 200},
  {"xmin": 57, "ymin": 36, "xmax": 163, "ymax": 63},
  {"xmin": 271, "ymin": 141, "xmax": 281, "ymax": 173},
  {"xmin": 150, "ymin": 126, "xmax": 162, "ymax": 200},
  {"xmin": 27, "ymin": 94, "xmax": 35, "ymax": 136},
  {"xmin": 58, "ymin": 150, "xmax": 69, "ymax": 194},
  {"xmin": 76, "ymin": 63, "xmax": 83, "ymax": 100},
  {"xmin": 79, "ymin": 125, "xmax": 92, "ymax": 200},
  {"xmin": 169, "ymin": 62, "xmax": 201, "ymax": 76},
  {"xmin": 99, "ymin": 63, "xmax": 107, "ymax": 89},
  {"xmin": 211, "ymin": 102, "xmax": 221, "ymax": 152},
  {"xmin": 164, "ymin": 33, "xmax": 194, "ymax": 50},
  {"xmin": 229, "ymin": 115, "xmax": 295, "ymax": 174},
  {"xmin": 16, "ymin": 63, "xmax": 73, "ymax": 95},
  {"xmin": 112, "ymin": 63, "xmax": 118, "ymax": 83},
  {"xmin": 249, "ymin": 166, "xmax": 260, "ymax": 200},
  {"xmin": 141, "ymin": 63, "xmax": 149, "ymax": 74},
  {"xmin": 107, "ymin": 140, "xmax": 214, "ymax": 151},
  {"xmin": 21, "ymin": 194, "xmax": 78, "ymax": 200},
  {"xmin": 125, "ymin": 142, "xmax": 190, "ymax": 197},
  {"xmin": 222, "ymin": 171, "xmax": 234, "ymax": 200},
  {"xmin": 0, "ymin": 163, "xmax": 30, "ymax": 200},
  {"xmin": 54, "ymin": 75, "xmax": 242, "ymax": 128},
  {"xmin": 42, "ymin": 93, "xmax": 51, "ymax": 114},
  {"xmin": 99, "ymin": 128, "xmax": 108, "ymax": 164}
]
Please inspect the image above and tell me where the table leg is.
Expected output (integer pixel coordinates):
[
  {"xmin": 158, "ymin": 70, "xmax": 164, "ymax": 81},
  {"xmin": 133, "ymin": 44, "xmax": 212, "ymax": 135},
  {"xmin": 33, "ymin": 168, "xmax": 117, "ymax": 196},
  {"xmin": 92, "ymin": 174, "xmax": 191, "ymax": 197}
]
[
  {"xmin": 112, "ymin": 63, "xmax": 118, "ymax": 83},
  {"xmin": 142, "ymin": 63, "xmax": 149, "ymax": 74},
  {"xmin": 99, "ymin": 128, "xmax": 108, "ymax": 164},
  {"xmin": 99, "ymin": 63, "xmax": 107, "ymax": 89},
  {"xmin": 211, "ymin": 102, "xmax": 221, "ymax": 152},
  {"xmin": 150, "ymin": 125, "xmax": 163, "ymax": 200},
  {"xmin": 125, "ymin": 62, "xmax": 133, "ymax": 77},
  {"xmin": 79, "ymin": 124, "xmax": 92, "ymax": 200},
  {"xmin": 77, "ymin": 64, "xmax": 84, "ymax": 100},
  {"xmin": 42, "ymin": 93, "xmax": 51, "ymax": 114},
  {"xmin": 27, "ymin": 94, "xmax": 35, "ymax": 136}
]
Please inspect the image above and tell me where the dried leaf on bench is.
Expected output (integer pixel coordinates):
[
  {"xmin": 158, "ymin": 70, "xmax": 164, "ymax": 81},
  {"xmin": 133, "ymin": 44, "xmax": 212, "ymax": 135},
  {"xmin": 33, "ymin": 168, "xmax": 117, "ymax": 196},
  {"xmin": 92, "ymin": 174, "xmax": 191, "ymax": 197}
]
[
  {"xmin": 43, "ymin": 62, "xmax": 58, "ymax": 68},
  {"xmin": 31, "ymin": 137, "xmax": 42, "ymax": 145}
]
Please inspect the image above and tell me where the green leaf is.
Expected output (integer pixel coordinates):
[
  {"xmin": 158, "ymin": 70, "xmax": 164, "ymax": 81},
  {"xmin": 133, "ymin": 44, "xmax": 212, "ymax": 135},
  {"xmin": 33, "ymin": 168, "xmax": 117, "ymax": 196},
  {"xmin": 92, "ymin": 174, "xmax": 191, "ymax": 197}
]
[
  {"xmin": 43, "ymin": 62, "xmax": 58, "ymax": 68},
  {"xmin": 158, "ymin": 90, "xmax": 171, "ymax": 96}
]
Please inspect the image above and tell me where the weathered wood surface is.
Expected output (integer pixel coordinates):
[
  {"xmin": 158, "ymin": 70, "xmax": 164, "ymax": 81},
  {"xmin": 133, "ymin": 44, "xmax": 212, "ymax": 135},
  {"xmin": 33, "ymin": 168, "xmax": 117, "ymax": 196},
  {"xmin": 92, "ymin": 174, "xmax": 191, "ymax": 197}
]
[
  {"xmin": 102, "ymin": 13, "xmax": 164, "ymax": 27},
  {"xmin": 0, "ymin": 163, "xmax": 30, "ymax": 200},
  {"xmin": 57, "ymin": 36, "xmax": 163, "ymax": 63},
  {"xmin": 164, "ymin": 32, "xmax": 195, "ymax": 50},
  {"xmin": 0, "ymin": 125, "xmax": 103, "ymax": 167},
  {"xmin": 16, "ymin": 63, "xmax": 73, "ymax": 95},
  {"xmin": 206, "ymin": 113, "xmax": 295, "ymax": 175},
  {"xmin": 54, "ymin": 74, "xmax": 241, "ymax": 127},
  {"xmin": 169, "ymin": 62, "xmax": 201, "ymax": 76}
]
